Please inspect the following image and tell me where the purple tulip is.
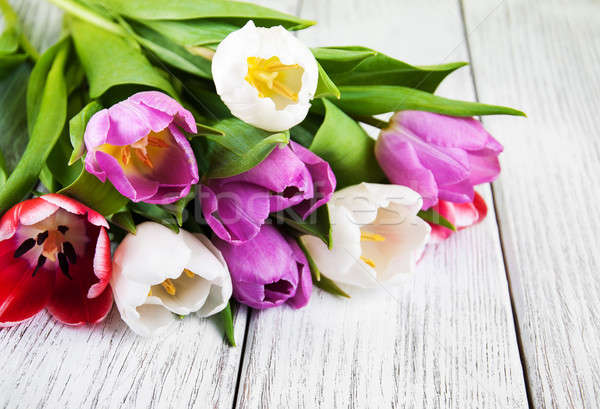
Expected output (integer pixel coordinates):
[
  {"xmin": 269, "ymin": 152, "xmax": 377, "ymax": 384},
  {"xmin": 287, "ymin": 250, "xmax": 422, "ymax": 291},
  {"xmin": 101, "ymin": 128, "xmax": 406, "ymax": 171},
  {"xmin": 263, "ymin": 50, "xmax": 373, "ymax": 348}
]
[
  {"xmin": 213, "ymin": 224, "xmax": 312, "ymax": 309},
  {"xmin": 84, "ymin": 91, "xmax": 199, "ymax": 204},
  {"xmin": 375, "ymin": 111, "xmax": 503, "ymax": 210},
  {"xmin": 201, "ymin": 141, "xmax": 336, "ymax": 244}
]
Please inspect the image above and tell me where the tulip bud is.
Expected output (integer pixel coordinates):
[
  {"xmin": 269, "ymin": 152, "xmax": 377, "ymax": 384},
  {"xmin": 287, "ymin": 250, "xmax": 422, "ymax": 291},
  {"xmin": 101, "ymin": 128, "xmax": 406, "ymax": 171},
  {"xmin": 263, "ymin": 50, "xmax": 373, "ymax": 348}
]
[
  {"xmin": 213, "ymin": 225, "xmax": 312, "ymax": 310},
  {"xmin": 375, "ymin": 111, "xmax": 503, "ymax": 210}
]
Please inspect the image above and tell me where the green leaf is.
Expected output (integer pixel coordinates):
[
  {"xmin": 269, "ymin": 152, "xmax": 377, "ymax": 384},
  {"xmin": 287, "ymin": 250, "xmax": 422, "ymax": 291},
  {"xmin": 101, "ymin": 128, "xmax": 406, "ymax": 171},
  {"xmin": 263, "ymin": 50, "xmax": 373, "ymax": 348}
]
[
  {"xmin": 206, "ymin": 118, "xmax": 290, "ymax": 178},
  {"xmin": 97, "ymin": 0, "xmax": 315, "ymax": 30},
  {"xmin": 0, "ymin": 54, "xmax": 26, "ymax": 79},
  {"xmin": 314, "ymin": 46, "xmax": 466, "ymax": 92},
  {"xmin": 329, "ymin": 85, "xmax": 526, "ymax": 117},
  {"xmin": 69, "ymin": 101, "xmax": 103, "ymax": 165},
  {"xmin": 296, "ymin": 238, "xmax": 350, "ymax": 298},
  {"xmin": 314, "ymin": 62, "xmax": 340, "ymax": 99},
  {"xmin": 418, "ymin": 208, "xmax": 456, "ymax": 231},
  {"xmin": 138, "ymin": 19, "xmax": 237, "ymax": 47},
  {"xmin": 0, "ymin": 149, "xmax": 7, "ymax": 186},
  {"xmin": 309, "ymin": 99, "xmax": 384, "ymax": 189},
  {"xmin": 219, "ymin": 301, "xmax": 236, "ymax": 347},
  {"xmin": 0, "ymin": 40, "xmax": 69, "ymax": 214},
  {"xmin": 278, "ymin": 204, "xmax": 332, "ymax": 249},
  {"xmin": 130, "ymin": 202, "xmax": 179, "ymax": 233},
  {"xmin": 59, "ymin": 169, "xmax": 129, "ymax": 216},
  {"xmin": 108, "ymin": 210, "xmax": 137, "ymax": 234},
  {"xmin": 69, "ymin": 17, "xmax": 177, "ymax": 98},
  {"xmin": 160, "ymin": 186, "xmax": 196, "ymax": 226},
  {"xmin": 123, "ymin": 19, "xmax": 212, "ymax": 78},
  {"xmin": 0, "ymin": 64, "xmax": 29, "ymax": 172}
]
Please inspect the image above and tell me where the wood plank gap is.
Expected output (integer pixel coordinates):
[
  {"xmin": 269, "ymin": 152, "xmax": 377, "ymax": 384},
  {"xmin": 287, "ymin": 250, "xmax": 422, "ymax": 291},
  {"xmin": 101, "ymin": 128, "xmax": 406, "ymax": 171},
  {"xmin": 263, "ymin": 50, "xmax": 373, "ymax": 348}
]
[
  {"xmin": 457, "ymin": 1, "xmax": 534, "ymax": 408},
  {"xmin": 232, "ymin": 307, "xmax": 252, "ymax": 409}
]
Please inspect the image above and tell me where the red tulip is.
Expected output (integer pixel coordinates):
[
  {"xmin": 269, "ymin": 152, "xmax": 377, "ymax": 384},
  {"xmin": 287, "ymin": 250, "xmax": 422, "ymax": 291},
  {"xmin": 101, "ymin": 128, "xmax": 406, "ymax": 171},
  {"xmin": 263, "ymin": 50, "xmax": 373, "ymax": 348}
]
[
  {"xmin": 429, "ymin": 191, "xmax": 488, "ymax": 243},
  {"xmin": 0, "ymin": 194, "xmax": 113, "ymax": 326}
]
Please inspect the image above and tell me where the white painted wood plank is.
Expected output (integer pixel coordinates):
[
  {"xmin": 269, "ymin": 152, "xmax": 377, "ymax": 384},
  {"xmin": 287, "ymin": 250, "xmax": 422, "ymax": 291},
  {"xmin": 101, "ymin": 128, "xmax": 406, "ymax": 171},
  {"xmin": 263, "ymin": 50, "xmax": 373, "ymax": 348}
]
[
  {"xmin": 235, "ymin": 1, "xmax": 528, "ymax": 408},
  {"xmin": 462, "ymin": 0, "xmax": 600, "ymax": 407},
  {"xmin": 0, "ymin": 2, "xmax": 249, "ymax": 409}
]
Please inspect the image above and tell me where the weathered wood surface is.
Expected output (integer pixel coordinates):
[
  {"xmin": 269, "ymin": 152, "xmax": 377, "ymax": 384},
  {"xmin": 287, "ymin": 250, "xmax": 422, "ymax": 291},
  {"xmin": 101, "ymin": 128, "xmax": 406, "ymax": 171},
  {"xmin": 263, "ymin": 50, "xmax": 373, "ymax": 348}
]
[
  {"xmin": 234, "ymin": 1, "xmax": 528, "ymax": 408},
  {"xmin": 462, "ymin": 0, "xmax": 600, "ymax": 407}
]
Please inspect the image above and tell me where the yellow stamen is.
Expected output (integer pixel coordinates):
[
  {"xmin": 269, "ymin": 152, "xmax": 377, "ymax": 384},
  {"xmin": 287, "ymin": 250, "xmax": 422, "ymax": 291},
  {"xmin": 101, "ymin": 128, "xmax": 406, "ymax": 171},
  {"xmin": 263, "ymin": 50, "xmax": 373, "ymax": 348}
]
[
  {"xmin": 135, "ymin": 148, "xmax": 154, "ymax": 169},
  {"xmin": 245, "ymin": 56, "xmax": 303, "ymax": 102},
  {"xmin": 121, "ymin": 146, "xmax": 131, "ymax": 166},
  {"xmin": 184, "ymin": 268, "xmax": 195, "ymax": 278},
  {"xmin": 147, "ymin": 135, "xmax": 170, "ymax": 148},
  {"xmin": 161, "ymin": 278, "xmax": 176, "ymax": 295},
  {"xmin": 360, "ymin": 231, "xmax": 385, "ymax": 242},
  {"xmin": 360, "ymin": 256, "xmax": 376, "ymax": 268}
]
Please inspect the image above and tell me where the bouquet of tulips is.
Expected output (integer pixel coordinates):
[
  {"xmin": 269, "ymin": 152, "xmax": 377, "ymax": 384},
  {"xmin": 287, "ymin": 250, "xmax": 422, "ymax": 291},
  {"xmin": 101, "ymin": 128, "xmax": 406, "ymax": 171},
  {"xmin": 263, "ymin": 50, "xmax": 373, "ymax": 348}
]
[{"xmin": 0, "ymin": 0, "xmax": 523, "ymax": 341}]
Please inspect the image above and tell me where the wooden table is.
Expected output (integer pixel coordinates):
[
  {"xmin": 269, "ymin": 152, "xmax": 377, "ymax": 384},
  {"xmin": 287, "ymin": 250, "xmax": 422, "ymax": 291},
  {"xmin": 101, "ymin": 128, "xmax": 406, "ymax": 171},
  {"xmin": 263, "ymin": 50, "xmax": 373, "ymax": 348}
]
[{"xmin": 1, "ymin": 0, "xmax": 599, "ymax": 408}]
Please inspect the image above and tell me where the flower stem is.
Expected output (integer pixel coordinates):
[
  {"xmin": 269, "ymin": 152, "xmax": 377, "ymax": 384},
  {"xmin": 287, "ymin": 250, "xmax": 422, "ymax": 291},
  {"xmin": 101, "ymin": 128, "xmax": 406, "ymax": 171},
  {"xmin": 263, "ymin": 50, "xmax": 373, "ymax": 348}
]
[
  {"xmin": 353, "ymin": 115, "xmax": 390, "ymax": 130},
  {"xmin": 46, "ymin": 0, "xmax": 126, "ymax": 37}
]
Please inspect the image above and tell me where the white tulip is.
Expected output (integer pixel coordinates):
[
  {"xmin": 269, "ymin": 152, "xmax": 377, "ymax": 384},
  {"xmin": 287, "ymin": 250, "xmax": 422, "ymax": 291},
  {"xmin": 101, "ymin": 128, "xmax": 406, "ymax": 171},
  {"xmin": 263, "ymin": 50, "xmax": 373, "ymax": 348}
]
[
  {"xmin": 111, "ymin": 222, "xmax": 232, "ymax": 337},
  {"xmin": 301, "ymin": 183, "xmax": 431, "ymax": 288},
  {"xmin": 211, "ymin": 20, "xmax": 319, "ymax": 132}
]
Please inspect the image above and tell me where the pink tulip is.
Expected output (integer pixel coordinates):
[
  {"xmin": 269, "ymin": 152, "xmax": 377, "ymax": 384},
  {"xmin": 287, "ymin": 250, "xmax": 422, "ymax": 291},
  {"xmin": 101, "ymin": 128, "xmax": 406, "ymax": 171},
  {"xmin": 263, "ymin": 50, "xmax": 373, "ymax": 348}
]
[{"xmin": 84, "ymin": 91, "xmax": 199, "ymax": 204}]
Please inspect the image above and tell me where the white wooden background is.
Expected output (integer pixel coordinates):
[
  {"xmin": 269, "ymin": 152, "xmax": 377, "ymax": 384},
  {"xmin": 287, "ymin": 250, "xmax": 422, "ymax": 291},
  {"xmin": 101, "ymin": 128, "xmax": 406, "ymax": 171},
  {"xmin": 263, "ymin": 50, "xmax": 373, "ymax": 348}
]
[{"xmin": 1, "ymin": 0, "xmax": 599, "ymax": 408}]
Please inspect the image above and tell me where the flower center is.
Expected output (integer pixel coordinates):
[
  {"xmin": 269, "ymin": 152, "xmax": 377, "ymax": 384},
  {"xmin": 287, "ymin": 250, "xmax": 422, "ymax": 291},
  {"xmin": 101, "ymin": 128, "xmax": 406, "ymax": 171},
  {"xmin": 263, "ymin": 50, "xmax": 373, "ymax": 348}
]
[
  {"xmin": 148, "ymin": 269, "xmax": 195, "ymax": 297},
  {"xmin": 99, "ymin": 129, "xmax": 171, "ymax": 171},
  {"xmin": 245, "ymin": 56, "xmax": 304, "ymax": 108},
  {"xmin": 360, "ymin": 230, "xmax": 386, "ymax": 268},
  {"xmin": 13, "ymin": 210, "xmax": 88, "ymax": 278}
]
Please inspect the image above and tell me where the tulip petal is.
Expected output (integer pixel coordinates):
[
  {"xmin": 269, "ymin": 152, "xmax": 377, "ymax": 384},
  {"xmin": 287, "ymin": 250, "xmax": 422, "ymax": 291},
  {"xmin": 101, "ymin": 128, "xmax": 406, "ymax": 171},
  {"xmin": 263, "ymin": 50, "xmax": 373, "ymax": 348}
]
[
  {"xmin": 0, "ymin": 197, "xmax": 59, "ymax": 241},
  {"xmin": 226, "ymin": 144, "xmax": 313, "ymax": 212},
  {"xmin": 41, "ymin": 193, "xmax": 109, "ymax": 228},
  {"xmin": 290, "ymin": 141, "xmax": 337, "ymax": 219},
  {"xmin": 0, "ymin": 238, "xmax": 55, "ymax": 327},
  {"xmin": 129, "ymin": 91, "xmax": 197, "ymax": 134},
  {"xmin": 429, "ymin": 191, "xmax": 488, "ymax": 243},
  {"xmin": 286, "ymin": 237, "xmax": 312, "ymax": 309},
  {"xmin": 46, "ymin": 227, "xmax": 113, "ymax": 325},
  {"xmin": 95, "ymin": 151, "xmax": 160, "ymax": 202},
  {"xmin": 201, "ymin": 182, "xmax": 270, "ymax": 244},
  {"xmin": 396, "ymin": 111, "xmax": 490, "ymax": 151},
  {"xmin": 83, "ymin": 109, "xmax": 110, "ymax": 151},
  {"xmin": 467, "ymin": 152, "xmax": 501, "ymax": 185},
  {"xmin": 105, "ymin": 99, "xmax": 172, "ymax": 146},
  {"xmin": 213, "ymin": 225, "xmax": 299, "ymax": 309},
  {"xmin": 88, "ymin": 226, "xmax": 111, "ymax": 298},
  {"xmin": 438, "ymin": 179, "xmax": 475, "ymax": 204},
  {"xmin": 375, "ymin": 136, "xmax": 438, "ymax": 210}
]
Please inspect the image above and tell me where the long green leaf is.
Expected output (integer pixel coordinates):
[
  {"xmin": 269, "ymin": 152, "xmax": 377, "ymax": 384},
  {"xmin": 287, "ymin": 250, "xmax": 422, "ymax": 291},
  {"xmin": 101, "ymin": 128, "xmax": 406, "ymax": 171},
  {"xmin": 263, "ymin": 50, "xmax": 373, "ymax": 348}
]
[
  {"xmin": 418, "ymin": 208, "xmax": 456, "ymax": 231},
  {"xmin": 329, "ymin": 85, "xmax": 526, "ymax": 117},
  {"xmin": 0, "ymin": 40, "xmax": 69, "ymax": 213},
  {"xmin": 314, "ymin": 62, "xmax": 340, "ymax": 99},
  {"xmin": 130, "ymin": 202, "xmax": 180, "ymax": 233},
  {"xmin": 138, "ymin": 19, "xmax": 237, "ymax": 47},
  {"xmin": 206, "ymin": 118, "xmax": 290, "ymax": 178},
  {"xmin": 97, "ymin": 0, "xmax": 314, "ymax": 30},
  {"xmin": 127, "ymin": 20, "xmax": 212, "ymax": 78},
  {"xmin": 278, "ymin": 204, "xmax": 332, "ymax": 249},
  {"xmin": 0, "ymin": 149, "xmax": 6, "ymax": 186},
  {"xmin": 69, "ymin": 17, "xmax": 176, "ymax": 98},
  {"xmin": 308, "ymin": 99, "xmax": 384, "ymax": 189},
  {"xmin": 314, "ymin": 46, "xmax": 466, "ymax": 92},
  {"xmin": 59, "ymin": 169, "xmax": 129, "ymax": 216},
  {"xmin": 0, "ymin": 53, "xmax": 26, "ymax": 79},
  {"xmin": 219, "ymin": 301, "xmax": 236, "ymax": 347}
]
